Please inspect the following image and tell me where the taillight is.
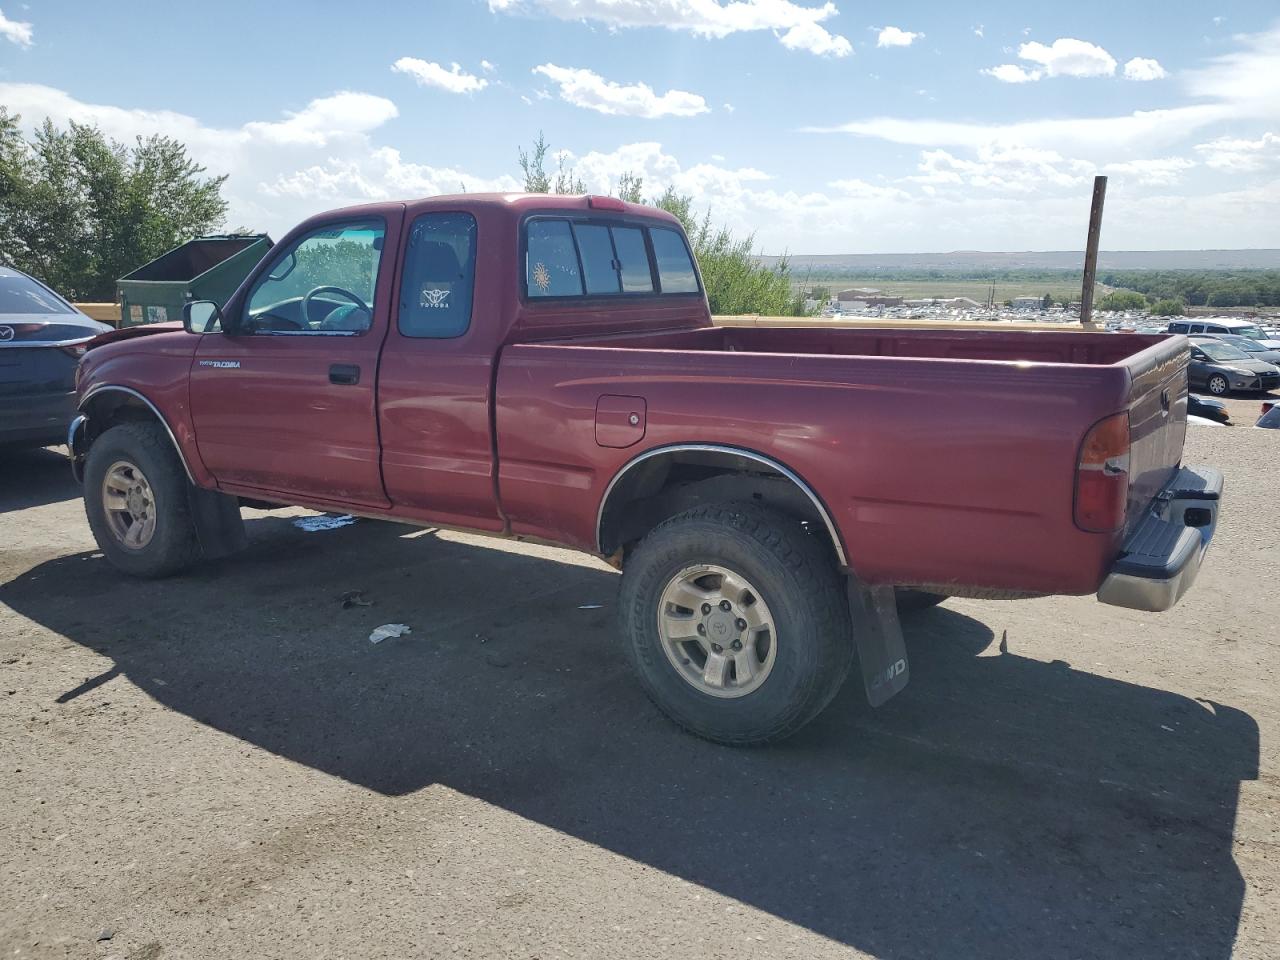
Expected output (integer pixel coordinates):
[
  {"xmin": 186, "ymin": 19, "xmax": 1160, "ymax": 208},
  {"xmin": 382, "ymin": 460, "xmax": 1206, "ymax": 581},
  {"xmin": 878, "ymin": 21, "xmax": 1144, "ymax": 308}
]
[
  {"xmin": 57, "ymin": 342, "xmax": 88, "ymax": 360},
  {"xmin": 1075, "ymin": 412, "xmax": 1130, "ymax": 532}
]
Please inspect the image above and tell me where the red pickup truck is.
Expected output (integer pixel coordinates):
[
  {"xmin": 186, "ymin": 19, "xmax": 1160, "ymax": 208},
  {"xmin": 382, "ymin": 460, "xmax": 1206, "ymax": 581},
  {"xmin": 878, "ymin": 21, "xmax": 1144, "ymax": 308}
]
[{"xmin": 69, "ymin": 193, "xmax": 1222, "ymax": 744}]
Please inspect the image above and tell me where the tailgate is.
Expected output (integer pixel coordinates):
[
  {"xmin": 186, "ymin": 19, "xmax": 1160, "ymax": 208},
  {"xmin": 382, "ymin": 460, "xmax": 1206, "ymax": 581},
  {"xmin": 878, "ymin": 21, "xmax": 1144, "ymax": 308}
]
[{"xmin": 1124, "ymin": 336, "xmax": 1189, "ymax": 535}]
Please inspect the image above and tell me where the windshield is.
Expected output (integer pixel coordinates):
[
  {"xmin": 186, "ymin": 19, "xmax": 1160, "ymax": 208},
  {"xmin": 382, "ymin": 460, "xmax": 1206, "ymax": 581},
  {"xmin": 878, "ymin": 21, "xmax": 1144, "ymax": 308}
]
[
  {"xmin": 1220, "ymin": 335, "xmax": 1265, "ymax": 353},
  {"xmin": 1197, "ymin": 341, "xmax": 1252, "ymax": 361},
  {"xmin": 0, "ymin": 273, "xmax": 74, "ymax": 315},
  {"xmin": 1232, "ymin": 325, "xmax": 1267, "ymax": 340}
]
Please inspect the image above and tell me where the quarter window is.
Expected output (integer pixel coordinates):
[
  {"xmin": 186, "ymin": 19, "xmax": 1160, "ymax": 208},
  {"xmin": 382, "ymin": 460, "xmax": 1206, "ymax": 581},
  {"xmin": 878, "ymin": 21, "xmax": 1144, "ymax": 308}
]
[{"xmin": 399, "ymin": 212, "xmax": 478, "ymax": 338}]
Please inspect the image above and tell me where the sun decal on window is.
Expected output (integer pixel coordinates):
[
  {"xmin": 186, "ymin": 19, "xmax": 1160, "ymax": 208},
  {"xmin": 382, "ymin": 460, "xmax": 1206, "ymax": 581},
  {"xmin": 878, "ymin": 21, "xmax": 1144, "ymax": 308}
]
[{"xmin": 531, "ymin": 261, "xmax": 551, "ymax": 293}]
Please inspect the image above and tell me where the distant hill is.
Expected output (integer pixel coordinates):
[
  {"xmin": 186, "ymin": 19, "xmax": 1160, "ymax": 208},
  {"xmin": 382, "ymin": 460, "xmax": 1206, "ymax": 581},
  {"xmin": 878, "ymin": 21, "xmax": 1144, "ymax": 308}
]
[{"xmin": 760, "ymin": 250, "xmax": 1280, "ymax": 273}]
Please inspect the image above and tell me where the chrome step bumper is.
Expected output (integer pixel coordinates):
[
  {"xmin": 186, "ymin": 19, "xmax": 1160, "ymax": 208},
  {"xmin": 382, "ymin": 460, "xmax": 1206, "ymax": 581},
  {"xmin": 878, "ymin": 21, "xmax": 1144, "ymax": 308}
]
[{"xmin": 1096, "ymin": 465, "xmax": 1222, "ymax": 613}]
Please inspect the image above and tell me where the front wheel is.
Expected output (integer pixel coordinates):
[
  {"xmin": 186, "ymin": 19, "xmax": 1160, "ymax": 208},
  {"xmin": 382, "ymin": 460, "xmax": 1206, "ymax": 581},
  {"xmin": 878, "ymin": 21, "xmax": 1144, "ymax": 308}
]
[
  {"xmin": 1207, "ymin": 374, "xmax": 1230, "ymax": 396},
  {"xmin": 618, "ymin": 502, "xmax": 853, "ymax": 745},
  {"xmin": 83, "ymin": 423, "xmax": 202, "ymax": 578}
]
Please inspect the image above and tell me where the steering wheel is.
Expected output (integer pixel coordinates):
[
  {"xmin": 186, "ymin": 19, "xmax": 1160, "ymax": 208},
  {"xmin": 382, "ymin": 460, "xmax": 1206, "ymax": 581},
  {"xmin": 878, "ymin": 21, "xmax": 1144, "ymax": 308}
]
[{"xmin": 302, "ymin": 285, "xmax": 370, "ymax": 328}]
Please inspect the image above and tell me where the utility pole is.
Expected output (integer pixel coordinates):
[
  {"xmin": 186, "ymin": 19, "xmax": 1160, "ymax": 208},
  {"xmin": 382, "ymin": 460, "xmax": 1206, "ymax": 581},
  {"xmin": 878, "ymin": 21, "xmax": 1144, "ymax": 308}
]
[{"xmin": 1079, "ymin": 175, "xmax": 1107, "ymax": 329}]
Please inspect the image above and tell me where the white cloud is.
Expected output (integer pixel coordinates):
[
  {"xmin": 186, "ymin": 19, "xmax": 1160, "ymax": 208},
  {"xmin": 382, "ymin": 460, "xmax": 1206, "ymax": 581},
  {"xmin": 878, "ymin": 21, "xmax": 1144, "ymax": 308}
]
[
  {"xmin": 815, "ymin": 24, "xmax": 1280, "ymax": 152},
  {"xmin": 391, "ymin": 57, "xmax": 488, "ymax": 94},
  {"xmin": 1103, "ymin": 156, "xmax": 1195, "ymax": 185},
  {"xmin": 876, "ymin": 26, "xmax": 920, "ymax": 48},
  {"xmin": 0, "ymin": 6, "xmax": 32, "ymax": 47},
  {"xmin": 1194, "ymin": 132, "xmax": 1280, "ymax": 171},
  {"xmin": 779, "ymin": 19, "xmax": 852, "ymax": 57},
  {"xmin": 242, "ymin": 92, "xmax": 399, "ymax": 146},
  {"xmin": 1019, "ymin": 37, "xmax": 1116, "ymax": 78},
  {"xmin": 489, "ymin": 0, "xmax": 851, "ymax": 57},
  {"xmin": 1123, "ymin": 57, "xmax": 1167, "ymax": 81},
  {"xmin": 983, "ymin": 64, "xmax": 1041, "ymax": 84},
  {"xmin": 531, "ymin": 64, "xmax": 709, "ymax": 118},
  {"xmin": 724, "ymin": 102, "xmax": 735, "ymax": 113},
  {"xmin": 908, "ymin": 144, "xmax": 1094, "ymax": 193},
  {"xmin": 261, "ymin": 147, "xmax": 521, "ymax": 201},
  {"xmin": 973, "ymin": 25, "xmax": 984, "ymax": 39},
  {"xmin": 480, "ymin": 59, "xmax": 496, "ymax": 72}
]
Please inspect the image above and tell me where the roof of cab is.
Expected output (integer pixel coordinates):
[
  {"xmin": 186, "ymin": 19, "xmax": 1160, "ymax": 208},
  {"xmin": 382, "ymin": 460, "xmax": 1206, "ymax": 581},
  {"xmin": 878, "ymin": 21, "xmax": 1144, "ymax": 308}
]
[{"xmin": 290, "ymin": 193, "xmax": 683, "ymax": 234}]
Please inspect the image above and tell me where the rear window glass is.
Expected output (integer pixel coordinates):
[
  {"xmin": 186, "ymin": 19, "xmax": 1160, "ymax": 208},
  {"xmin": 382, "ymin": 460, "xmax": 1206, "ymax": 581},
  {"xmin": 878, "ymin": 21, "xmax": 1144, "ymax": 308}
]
[
  {"xmin": 524, "ymin": 217, "xmax": 692, "ymax": 298},
  {"xmin": 650, "ymin": 228, "xmax": 699, "ymax": 293},
  {"xmin": 0, "ymin": 273, "xmax": 73, "ymax": 314},
  {"xmin": 527, "ymin": 220, "xmax": 583, "ymax": 297},
  {"xmin": 613, "ymin": 227, "xmax": 653, "ymax": 293},
  {"xmin": 573, "ymin": 224, "xmax": 620, "ymax": 295},
  {"xmin": 399, "ymin": 212, "xmax": 478, "ymax": 338}
]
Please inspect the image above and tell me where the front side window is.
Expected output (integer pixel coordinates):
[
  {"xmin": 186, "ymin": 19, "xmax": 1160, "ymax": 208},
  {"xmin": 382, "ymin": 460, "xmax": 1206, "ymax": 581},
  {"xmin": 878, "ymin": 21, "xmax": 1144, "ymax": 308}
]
[
  {"xmin": 399, "ymin": 212, "xmax": 477, "ymax": 338},
  {"xmin": 244, "ymin": 219, "xmax": 385, "ymax": 334}
]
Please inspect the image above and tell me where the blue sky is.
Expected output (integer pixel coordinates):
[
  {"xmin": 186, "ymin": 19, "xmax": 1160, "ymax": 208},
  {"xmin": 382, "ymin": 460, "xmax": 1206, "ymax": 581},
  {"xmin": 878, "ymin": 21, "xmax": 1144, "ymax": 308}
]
[{"xmin": 2, "ymin": 0, "xmax": 1279, "ymax": 253}]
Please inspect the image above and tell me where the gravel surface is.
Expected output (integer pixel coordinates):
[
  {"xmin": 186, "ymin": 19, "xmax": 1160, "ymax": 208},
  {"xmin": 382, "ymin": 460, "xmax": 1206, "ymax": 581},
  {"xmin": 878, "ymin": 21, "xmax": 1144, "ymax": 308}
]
[{"xmin": 1, "ymin": 424, "xmax": 1277, "ymax": 960}]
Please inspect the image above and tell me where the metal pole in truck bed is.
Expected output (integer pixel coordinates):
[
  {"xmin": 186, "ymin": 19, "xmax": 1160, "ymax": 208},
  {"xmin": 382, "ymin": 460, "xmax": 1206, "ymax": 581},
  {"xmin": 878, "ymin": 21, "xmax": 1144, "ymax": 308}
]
[{"xmin": 1079, "ymin": 175, "xmax": 1107, "ymax": 330}]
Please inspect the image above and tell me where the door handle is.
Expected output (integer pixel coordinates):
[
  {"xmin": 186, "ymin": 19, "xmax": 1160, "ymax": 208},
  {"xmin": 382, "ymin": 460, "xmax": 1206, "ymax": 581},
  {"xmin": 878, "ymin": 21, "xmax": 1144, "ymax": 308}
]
[{"xmin": 329, "ymin": 364, "xmax": 360, "ymax": 385}]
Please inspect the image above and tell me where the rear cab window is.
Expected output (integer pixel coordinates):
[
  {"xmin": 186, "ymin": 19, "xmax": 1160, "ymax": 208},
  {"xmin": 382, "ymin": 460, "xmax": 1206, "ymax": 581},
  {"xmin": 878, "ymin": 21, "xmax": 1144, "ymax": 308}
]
[{"xmin": 524, "ymin": 215, "xmax": 699, "ymax": 300}]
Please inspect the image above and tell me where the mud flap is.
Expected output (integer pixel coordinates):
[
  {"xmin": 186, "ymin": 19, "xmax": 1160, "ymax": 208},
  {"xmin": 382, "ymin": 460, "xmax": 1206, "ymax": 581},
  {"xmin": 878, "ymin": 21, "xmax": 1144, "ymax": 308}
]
[
  {"xmin": 846, "ymin": 580, "xmax": 909, "ymax": 707},
  {"xmin": 187, "ymin": 485, "xmax": 247, "ymax": 560}
]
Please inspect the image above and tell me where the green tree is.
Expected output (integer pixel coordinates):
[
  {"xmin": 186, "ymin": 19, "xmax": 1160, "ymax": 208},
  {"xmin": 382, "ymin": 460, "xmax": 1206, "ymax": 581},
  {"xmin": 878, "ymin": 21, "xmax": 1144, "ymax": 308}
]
[
  {"xmin": 0, "ymin": 109, "xmax": 228, "ymax": 301},
  {"xmin": 1041, "ymin": 292, "xmax": 1052, "ymax": 310},
  {"xmin": 1147, "ymin": 297, "xmax": 1185, "ymax": 316},
  {"xmin": 616, "ymin": 171, "xmax": 643, "ymax": 203},
  {"xmin": 518, "ymin": 131, "xmax": 585, "ymax": 194},
  {"xmin": 1097, "ymin": 290, "xmax": 1148, "ymax": 311}
]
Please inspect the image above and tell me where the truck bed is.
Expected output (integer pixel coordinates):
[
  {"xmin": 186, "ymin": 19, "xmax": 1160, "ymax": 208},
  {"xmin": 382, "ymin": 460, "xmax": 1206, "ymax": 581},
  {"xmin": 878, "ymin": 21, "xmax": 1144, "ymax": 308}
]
[{"xmin": 494, "ymin": 325, "xmax": 1188, "ymax": 596}]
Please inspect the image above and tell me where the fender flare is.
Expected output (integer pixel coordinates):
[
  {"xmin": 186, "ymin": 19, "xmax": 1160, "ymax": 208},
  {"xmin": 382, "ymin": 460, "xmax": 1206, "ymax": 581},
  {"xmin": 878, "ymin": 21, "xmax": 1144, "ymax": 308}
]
[
  {"xmin": 595, "ymin": 442, "xmax": 848, "ymax": 567},
  {"xmin": 78, "ymin": 384, "xmax": 197, "ymax": 485}
]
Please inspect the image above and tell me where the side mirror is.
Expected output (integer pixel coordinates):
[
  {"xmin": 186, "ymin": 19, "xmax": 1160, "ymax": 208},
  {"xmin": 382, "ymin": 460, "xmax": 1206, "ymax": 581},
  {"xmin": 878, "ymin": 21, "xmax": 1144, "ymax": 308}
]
[{"xmin": 183, "ymin": 300, "xmax": 223, "ymax": 334}]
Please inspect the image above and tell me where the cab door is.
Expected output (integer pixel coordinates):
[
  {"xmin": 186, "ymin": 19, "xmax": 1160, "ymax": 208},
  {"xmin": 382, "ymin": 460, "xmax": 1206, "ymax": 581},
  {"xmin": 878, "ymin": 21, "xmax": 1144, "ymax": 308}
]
[{"xmin": 189, "ymin": 211, "xmax": 402, "ymax": 507}]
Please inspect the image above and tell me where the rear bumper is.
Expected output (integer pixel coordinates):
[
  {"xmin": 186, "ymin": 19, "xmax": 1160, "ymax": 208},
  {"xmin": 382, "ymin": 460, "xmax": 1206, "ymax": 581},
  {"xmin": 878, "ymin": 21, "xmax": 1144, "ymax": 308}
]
[
  {"xmin": 0, "ymin": 390, "xmax": 77, "ymax": 445},
  {"xmin": 1096, "ymin": 465, "xmax": 1222, "ymax": 612}
]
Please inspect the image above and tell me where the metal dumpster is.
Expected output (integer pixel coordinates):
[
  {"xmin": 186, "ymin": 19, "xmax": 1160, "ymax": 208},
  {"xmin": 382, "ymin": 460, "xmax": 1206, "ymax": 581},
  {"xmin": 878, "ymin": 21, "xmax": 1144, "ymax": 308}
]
[{"xmin": 116, "ymin": 234, "xmax": 272, "ymax": 327}]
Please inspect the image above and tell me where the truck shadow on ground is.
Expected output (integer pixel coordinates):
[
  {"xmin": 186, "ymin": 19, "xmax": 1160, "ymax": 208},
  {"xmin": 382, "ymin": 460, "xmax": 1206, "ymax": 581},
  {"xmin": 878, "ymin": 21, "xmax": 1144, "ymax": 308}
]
[
  {"xmin": 0, "ymin": 445, "xmax": 79, "ymax": 514},
  {"xmin": 0, "ymin": 516, "xmax": 1258, "ymax": 960}
]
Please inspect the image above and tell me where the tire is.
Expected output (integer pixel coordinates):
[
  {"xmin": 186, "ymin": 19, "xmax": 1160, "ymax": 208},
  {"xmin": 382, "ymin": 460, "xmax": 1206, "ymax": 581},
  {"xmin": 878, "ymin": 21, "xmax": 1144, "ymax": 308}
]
[
  {"xmin": 83, "ymin": 422, "xmax": 202, "ymax": 578},
  {"xmin": 895, "ymin": 588, "xmax": 948, "ymax": 613},
  {"xmin": 618, "ymin": 502, "xmax": 853, "ymax": 745},
  {"xmin": 1207, "ymin": 374, "xmax": 1230, "ymax": 396}
]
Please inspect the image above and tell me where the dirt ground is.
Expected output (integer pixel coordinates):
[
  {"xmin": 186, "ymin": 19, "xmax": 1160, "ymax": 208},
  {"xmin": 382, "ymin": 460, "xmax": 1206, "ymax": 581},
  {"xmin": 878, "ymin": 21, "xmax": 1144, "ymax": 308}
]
[{"xmin": 1, "ymin": 416, "xmax": 1277, "ymax": 960}]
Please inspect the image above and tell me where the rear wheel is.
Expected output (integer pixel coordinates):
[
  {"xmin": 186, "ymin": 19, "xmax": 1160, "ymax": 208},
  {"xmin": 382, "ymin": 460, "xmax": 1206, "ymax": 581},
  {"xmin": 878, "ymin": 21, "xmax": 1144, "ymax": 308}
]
[
  {"xmin": 1207, "ymin": 374, "xmax": 1230, "ymax": 396},
  {"xmin": 618, "ymin": 502, "xmax": 852, "ymax": 745},
  {"xmin": 83, "ymin": 423, "xmax": 201, "ymax": 578}
]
